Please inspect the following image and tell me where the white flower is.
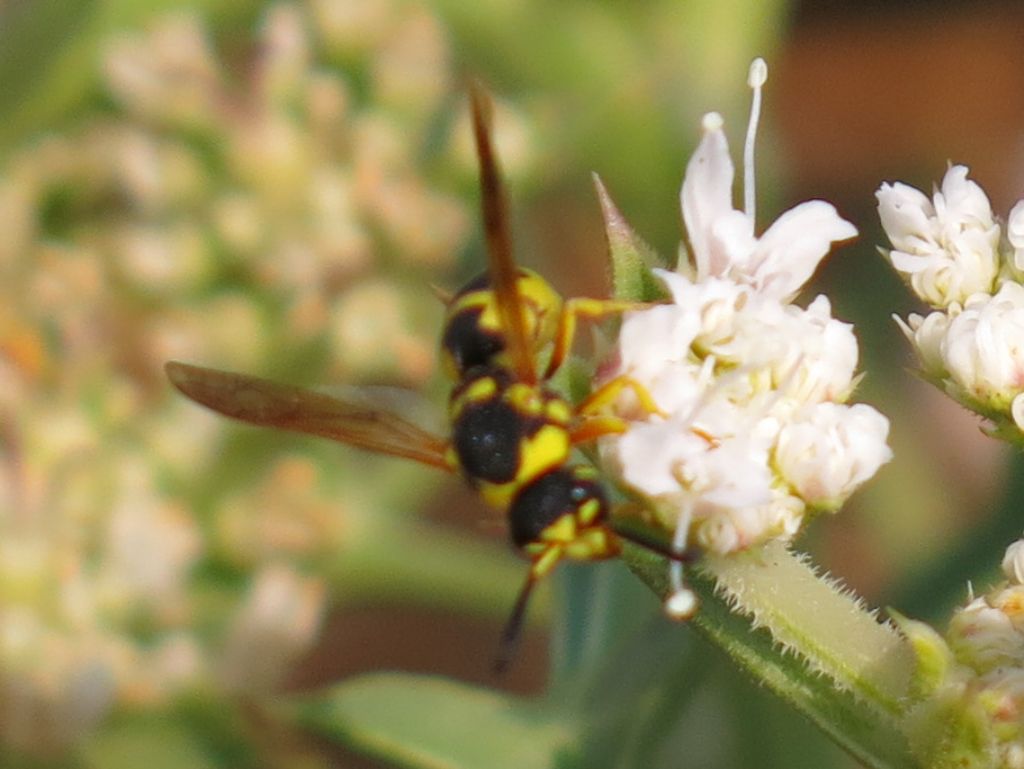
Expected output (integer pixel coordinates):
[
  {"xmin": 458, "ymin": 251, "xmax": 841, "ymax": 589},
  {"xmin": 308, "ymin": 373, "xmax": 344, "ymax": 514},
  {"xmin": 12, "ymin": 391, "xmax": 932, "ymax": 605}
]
[
  {"xmin": 605, "ymin": 391, "xmax": 793, "ymax": 558},
  {"xmin": 940, "ymin": 282, "xmax": 1024, "ymax": 410},
  {"xmin": 692, "ymin": 488, "xmax": 805, "ymax": 555},
  {"xmin": 218, "ymin": 565, "xmax": 326, "ymax": 694},
  {"xmin": 989, "ymin": 584, "xmax": 1024, "ymax": 635},
  {"xmin": 947, "ymin": 596, "xmax": 1023, "ymax": 673},
  {"xmin": 643, "ymin": 270, "xmax": 859, "ymax": 410},
  {"xmin": 1002, "ymin": 536, "xmax": 1024, "ymax": 584},
  {"xmin": 681, "ymin": 113, "xmax": 857, "ymax": 302},
  {"xmin": 894, "ymin": 310, "xmax": 952, "ymax": 380},
  {"xmin": 99, "ymin": 462, "xmax": 202, "ymax": 612},
  {"xmin": 1008, "ymin": 200, "xmax": 1024, "ymax": 272},
  {"xmin": 774, "ymin": 402, "xmax": 892, "ymax": 511},
  {"xmin": 602, "ymin": 59, "xmax": 891, "ymax": 629},
  {"xmin": 877, "ymin": 165, "xmax": 999, "ymax": 308},
  {"xmin": 0, "ymin": 621, "xmax": 117, "ymax": 752},
  {"xmin": 603, "ymin": 61, "xmax": 886, "ymax": 565},
  {"xmin": 651, "ymin": 271, "xmax": 746, "ymax": 360},
  {"xmin": 616, "ymin": 275, "xmax": 705, "ymax": 416},
  {"xmin": 728, "ymin": 294, "xmax": 858, "ymax": 406},
  {"xmin": 902, "ymin": 539, "xmax": 1024, "ymax": 767},
  {"xmin": 884, "ymin": 166, "xmax": 1024, "ymax": 438},
  {"xmin": 1011, "ymin": 394, "xmax": 1024, "ymax": 435},
  {"xmin": 608, "ymin": 398, "xmax": 776, "ymax": 512}
]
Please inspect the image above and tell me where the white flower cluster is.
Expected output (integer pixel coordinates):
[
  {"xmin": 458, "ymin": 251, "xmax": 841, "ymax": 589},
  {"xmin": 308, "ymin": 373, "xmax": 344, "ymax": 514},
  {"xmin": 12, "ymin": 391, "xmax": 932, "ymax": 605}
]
[
  {"xmin": 600, "ymin": 63, "xmax": 892, "ymax": 597},
  {"xmin": 901, "ymin": 534, "xmax": 1024, "ymax": 768},
  {"xmin": 878, "ymin": 166, "xmax": 1024, "ymax": 434}
]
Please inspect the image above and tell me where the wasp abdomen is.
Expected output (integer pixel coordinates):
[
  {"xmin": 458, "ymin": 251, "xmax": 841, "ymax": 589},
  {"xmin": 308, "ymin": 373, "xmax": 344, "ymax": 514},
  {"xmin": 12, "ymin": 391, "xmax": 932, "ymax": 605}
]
[
  {"xmin": 452, "ymin": 397, "xmax": 536, "ymax": 483},
  {"xmin": 508, "ymin": 466, "xmax": 610, "ymax": 550}
]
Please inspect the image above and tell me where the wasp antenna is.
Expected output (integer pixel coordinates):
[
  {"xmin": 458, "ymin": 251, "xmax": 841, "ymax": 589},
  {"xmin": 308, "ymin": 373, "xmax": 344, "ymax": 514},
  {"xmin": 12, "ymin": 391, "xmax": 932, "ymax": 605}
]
[
  {"xmin": 492, "ymin": 570, "xmax": 537, "ymax": 674},
  {"xmin": 468, "ymin": 78, "xmax": 494, "ymax": 129},
  {"xmin": 610, "ymin": 519, "xmax": 699, "ymax": 564},
  {"xmin": 428, "ymin": 282, "xmax": 454, "ymax": 305},
  {"xmin": 468, "ymin": 82, "xmax": 535, "ymax": 385}
]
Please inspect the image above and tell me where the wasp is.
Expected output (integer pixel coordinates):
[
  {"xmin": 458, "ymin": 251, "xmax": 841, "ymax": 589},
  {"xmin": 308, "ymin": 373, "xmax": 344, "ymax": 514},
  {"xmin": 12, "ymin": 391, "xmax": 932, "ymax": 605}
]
[{"xmin": 166, "ymin": 85, "xmax": 681, "ymax": 671}]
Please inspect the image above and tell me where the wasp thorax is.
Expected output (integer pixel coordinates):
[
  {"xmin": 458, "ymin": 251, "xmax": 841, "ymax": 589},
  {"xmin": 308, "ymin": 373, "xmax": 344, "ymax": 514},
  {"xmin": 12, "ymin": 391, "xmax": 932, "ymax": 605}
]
[{"xmin": 440, "ymin": 268, "xmax": 562, "ymax": 380}]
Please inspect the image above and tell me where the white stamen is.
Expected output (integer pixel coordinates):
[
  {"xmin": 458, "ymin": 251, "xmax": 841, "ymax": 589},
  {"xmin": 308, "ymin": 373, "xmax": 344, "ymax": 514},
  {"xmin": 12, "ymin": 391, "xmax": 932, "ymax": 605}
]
[
  {"xmin": 744, "ymin": 57, "xmax": 768, "ymax": 222},
  {"xmin": 665, "ymin": 498, "xmax": 698, "ymax": 619},
  {"xmin": 665, "ymin": 585, "xmax": 698, "ymax": 620}
]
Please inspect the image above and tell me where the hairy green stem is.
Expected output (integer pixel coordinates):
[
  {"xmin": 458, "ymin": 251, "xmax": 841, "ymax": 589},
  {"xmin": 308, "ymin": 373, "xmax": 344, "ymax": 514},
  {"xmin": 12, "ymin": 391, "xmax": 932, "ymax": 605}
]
[{"xmin": 624, "ymin": 541, "xmax": 921, "ymax": 769}]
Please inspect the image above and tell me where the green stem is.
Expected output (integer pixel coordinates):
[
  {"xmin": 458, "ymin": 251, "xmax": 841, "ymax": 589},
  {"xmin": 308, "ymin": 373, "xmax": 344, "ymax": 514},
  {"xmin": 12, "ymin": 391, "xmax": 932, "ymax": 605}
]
[{"xmin": 624, "ymin": 540, "xmax": 922, "ymax": 769}]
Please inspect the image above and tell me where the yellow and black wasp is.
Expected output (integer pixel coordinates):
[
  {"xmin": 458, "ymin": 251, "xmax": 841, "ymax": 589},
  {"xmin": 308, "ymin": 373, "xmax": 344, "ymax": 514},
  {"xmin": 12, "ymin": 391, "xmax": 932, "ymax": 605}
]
[{"xmin": 166, "ymin": 85, "xmax": 677, "ymax": 671}]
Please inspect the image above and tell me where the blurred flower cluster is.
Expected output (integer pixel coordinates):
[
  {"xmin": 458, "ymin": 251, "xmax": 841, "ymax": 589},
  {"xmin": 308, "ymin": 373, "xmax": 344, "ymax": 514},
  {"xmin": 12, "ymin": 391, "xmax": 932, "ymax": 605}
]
[
  {"xmin": 899, "ymin": 534, "xmax": 1024, "ymax": 769},
  {"xmin": 879, "ymin": 166, "xmax": 1024, "ymax": 440},
  {"xmin": 0, "ymin": 0, "xmax": 486, "ymax": 757},
  {"xmin": 600, "ymin": 89, "xmax": 891, "ymax": 568}
]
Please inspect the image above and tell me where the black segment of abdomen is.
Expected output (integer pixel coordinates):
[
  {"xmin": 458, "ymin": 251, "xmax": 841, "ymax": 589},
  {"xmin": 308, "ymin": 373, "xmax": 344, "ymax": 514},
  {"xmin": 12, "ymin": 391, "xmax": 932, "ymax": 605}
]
[
  {"xmin": 508, "ymin": 468, "xmax": 609, "ymax": 548},
  {"xmin": 452, "ymin": 397, "xmax": 534, "ymax": 484},
  {"xmin": 442, "ymin": 306, "xmax": 505, "ymax": 375}
]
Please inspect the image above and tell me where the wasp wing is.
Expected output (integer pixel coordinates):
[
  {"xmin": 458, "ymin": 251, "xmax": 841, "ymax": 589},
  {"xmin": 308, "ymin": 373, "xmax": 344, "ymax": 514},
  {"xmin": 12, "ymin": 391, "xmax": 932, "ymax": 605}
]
[
  {"xmin": 469, "ymin": 83, "xmax": 535, "ymax": 385},
  {"xmin": 165, "ymin": 361, "xmax": 452, "ymax": 471}
]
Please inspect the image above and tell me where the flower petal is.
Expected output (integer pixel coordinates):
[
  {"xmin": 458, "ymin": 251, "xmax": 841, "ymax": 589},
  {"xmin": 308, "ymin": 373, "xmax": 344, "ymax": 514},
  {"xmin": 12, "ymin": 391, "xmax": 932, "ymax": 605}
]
[
  {"xmin": 681, "ymin": 113, "xmax": 735, "ymax": 279},
  {"xmin": 936, "ymin": 165, "xmax": 993, "ymax": 228},
  {"xmin": 877, "ymin": 180, "xmax": 936, "ymax": 253},
  {"xmin": 750, "ymin": 200, "xmax": 857, "ymax": 300}
]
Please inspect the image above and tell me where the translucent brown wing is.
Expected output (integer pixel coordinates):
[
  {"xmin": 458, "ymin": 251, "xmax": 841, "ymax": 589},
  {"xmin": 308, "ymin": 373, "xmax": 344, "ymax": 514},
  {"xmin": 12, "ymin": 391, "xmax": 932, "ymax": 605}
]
[
  {"xmin": 165, "ymin": 361, "xmax": 452, "ymax": 471},
  {"xmin": 469, "ymin": 83, "xmax": 535, "ymax": 385}
]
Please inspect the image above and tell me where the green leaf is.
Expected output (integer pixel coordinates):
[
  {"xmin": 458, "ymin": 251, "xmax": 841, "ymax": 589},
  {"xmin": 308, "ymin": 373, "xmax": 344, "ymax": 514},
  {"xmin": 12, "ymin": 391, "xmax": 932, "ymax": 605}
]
[
  {"xmin": 83, "ymin": 713, "xmax": 220, "ymax": 769},
  {"xmin": 290, "ymin": 673, "xmax": 574, "ymax": 769},
  {"xmin": 549, "ymin": 560, "xmax": 657, "ymax": 687},
  {"xmin": 593, "ymin": 174, "xmax": 667, "ymax": 302},
  {"xmin": 567, "ymin": 614, "xmax": 705, "ymax": 769}
]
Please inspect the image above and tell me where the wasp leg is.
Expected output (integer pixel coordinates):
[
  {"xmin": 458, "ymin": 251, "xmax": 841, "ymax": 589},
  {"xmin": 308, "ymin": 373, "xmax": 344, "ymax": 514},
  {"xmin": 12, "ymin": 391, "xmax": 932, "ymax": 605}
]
[
  {"xmin": 570, "ymin": 416, "xmax": 629, "ymax": 445},
  {"xmin": 610, "ymin": 523, "xmax": 695, "ymax": 563},
  {"xmin": 609, "ymin": 504, "xmax": 699, "ymax": 564},
  {"xmin": 611, "ymin": 505, "xmax": 700, "ymax": 619},
  {"xmin": 544, "ymin": 298, "xmax": 651, "ymax": 380},
  {"xmin": 493, "ymin": 570, "xmax": 537, "ymax": 674},
  {"xmin": 578, "ymin": 374, "xmax": 663, "ymax": 418},
  {"xmin": 569, "ymin": 375, "xmax": 664, "ymax": 445},
  {"xmin": 492, "ymin": 544, "xmax": 564, "ymax": 674}
]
